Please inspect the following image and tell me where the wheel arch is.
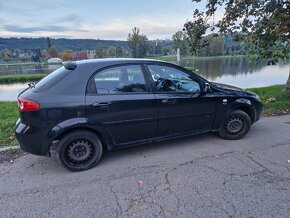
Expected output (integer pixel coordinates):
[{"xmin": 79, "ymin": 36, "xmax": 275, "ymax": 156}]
[
  {"xmin": 48, "ymin": 118, "xmax": 111, "ymax": 149},
  {"xmin": 54, "ymin": 127, "xmax": 108, "ymax": 148},
  {"xmin": 229, "ymin": 98, "xmax": 256, "ymax": 123}
]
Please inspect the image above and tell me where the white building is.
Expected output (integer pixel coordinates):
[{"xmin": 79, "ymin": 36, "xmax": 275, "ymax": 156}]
[{"xmin": 86, "ymin": 50, "xmax": 96, "ymax": 59}]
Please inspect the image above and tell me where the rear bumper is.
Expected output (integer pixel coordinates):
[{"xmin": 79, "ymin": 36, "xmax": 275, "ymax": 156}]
[{"xmin": 15, "ymin": 119, "xmax": 51, "ymax": 156}]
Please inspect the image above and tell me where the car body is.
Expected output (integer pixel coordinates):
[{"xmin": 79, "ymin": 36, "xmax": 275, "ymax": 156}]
[{"xmin": 15, "ymin": 59, "xmax": 263, "ymax": 171}]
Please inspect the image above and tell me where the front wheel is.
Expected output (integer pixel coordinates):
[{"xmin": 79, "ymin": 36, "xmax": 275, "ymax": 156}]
[
  {"xmin": 218, "ymin": 110, "xmax": 251, "ymax": 140},
  {"xmin": 56, "ymin": 130, "xmax": 103, "ymax": 171}
]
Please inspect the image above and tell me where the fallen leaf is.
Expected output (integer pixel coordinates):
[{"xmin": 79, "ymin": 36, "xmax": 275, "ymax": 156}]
[
  {"xmin": 137, "ymin": 180, "xmax": 144, "ymax": 185},
  {"xmin": 265, "ymin": 97, "xmax": 276, "ymax": 104}
]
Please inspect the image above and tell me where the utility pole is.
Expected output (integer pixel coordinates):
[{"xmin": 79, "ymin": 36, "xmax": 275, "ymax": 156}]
[{"xmin": 177, "ymin": 48, "xmax": 180, "ymax": 66}]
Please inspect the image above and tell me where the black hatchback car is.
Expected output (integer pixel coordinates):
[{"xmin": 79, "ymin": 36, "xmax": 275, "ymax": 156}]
[{"xmin": 16, "ymin": 59, "xmax": 262, "ymax": 171}]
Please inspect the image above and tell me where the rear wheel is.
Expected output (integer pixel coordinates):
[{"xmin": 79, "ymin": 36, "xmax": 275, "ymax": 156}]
[
  {"xmin": 218, "ymin": 110, "xmax": 251, "ymax": 140},
  {"xmin": 56, "ymin": 130, "xmax": 103, "ymax": 171}
]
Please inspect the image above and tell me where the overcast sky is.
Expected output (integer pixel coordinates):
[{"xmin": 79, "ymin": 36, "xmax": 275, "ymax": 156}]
[{"xmin": 0, "ymin": 0, "xmax": 214, "ymax": 40}]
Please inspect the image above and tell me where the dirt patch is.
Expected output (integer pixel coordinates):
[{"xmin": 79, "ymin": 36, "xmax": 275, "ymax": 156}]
[{"xmin": 0, "ymin": 149, "xmax": 25, "ymax": 164}]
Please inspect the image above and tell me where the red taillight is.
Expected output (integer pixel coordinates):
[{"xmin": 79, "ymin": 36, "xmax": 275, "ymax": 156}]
[{"xmin": 17, "ymin": 98, "xmax": 40, "ymax": 112}]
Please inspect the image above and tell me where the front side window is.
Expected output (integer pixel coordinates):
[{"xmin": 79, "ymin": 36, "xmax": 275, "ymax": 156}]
[
  {"xmin": 147, "ymin": 65, "xmax": 200, "ymax": 93},
  {"xmin": 94, "ymin": 65, "xmax": 147, "ymax": 94}
]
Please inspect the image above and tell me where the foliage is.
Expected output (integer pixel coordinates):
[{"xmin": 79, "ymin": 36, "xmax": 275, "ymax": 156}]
[
  {"xmin": 128, "ymin": 27, "xmax": 148, "ymax": 58},
  {"xmin": 248, "ymin": 85, "xmax": 290, "ymax": 115},
  {"xmin": 60, "ymin": 51, "xmax": 71, "ymax": 61},
  {"xmin": 0, "ymin": 74, "xmax": 45, "ymax": 84},
  {"xmin": 186, "ymin": 0, "xmax": 290, "ymax": 63},
  {"xmin": 0, "ymin": 38, "xmax": 130, "ymax": 52},
  {"xmin": 200, "ymin": 34, "xmax": 224, "ymax": 56},
  {"xmin": 0, "ymin": 102, "xmax": 18, "ymax": 147},
  {"xmin": 108, "ymin": 46, "xmax": 116, "ymax": 57},
  {"xmin": 172, "ymin": 31, "xmax": 188, "ymax": 55},
  {"xmin": 95, "ymin": 44, "xmax": 104, "ymax": 58},
  {"xmin": 47, "ymin": 37, "xmax": 52, "ymax": 49},
  {"xmin": 48, "ymin": 46, "xmax": 57, "ymax": 58},
  {"xmin": 116, "ymin": 46, "xmax": 123, "ymax": 58},
  {"xmin": 183, "ymin": 9, "xmax": 210, "ymax": 55}
]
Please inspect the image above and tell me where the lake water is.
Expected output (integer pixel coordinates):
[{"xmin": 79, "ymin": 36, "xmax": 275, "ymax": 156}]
[{"xmin": 0, "ymin": 57, "xmax": 289, "ymax": 101}]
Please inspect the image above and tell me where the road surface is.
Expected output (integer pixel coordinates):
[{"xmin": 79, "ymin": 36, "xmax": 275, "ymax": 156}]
[{"xmin": 1, "ymin": 115, "xmax": 290, "ymax": 218}]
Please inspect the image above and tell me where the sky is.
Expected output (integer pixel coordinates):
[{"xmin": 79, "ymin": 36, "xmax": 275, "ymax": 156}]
[{"xmin": 0, "ymin": 0, "xmax": 213, "ymax": 40}]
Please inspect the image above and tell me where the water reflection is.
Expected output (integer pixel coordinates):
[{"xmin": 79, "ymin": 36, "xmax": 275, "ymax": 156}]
[
  {"xmin": 0, "ymin": 64, "xmax": 61, "ymax": 76},
  {"xmin": 0, "ymin": 83, "xmax": 27, "ymax": 101}
]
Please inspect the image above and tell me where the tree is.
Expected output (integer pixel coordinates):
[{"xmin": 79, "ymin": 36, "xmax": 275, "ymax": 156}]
[
  {"xmin": 128, "ymin": 27, "xmax": 148, "ymax": 58},
  {"xmin": 116, "ymin": 46, "xmax": 123, "ymax": 58},
  {"xmin": 185, "ymin": 0, "xmax": 290, "ymax": 91},
  {"xmin": 154, "ymin": 39, "xmax": 161, "ymax": 56},
  {"xmin": 47, "ymin": 37, "xmax": 52, "ymax": 49},
  {"xmin": 95, "ymin": 44, "xmax": 104, "ymax": 58},
  {"xmin": 108, "ymin": 46, "xmax": 116, "ymax": 57},
  {"xmin": 1, "ymin": 48, "xmax": 11, "ymax": 58},
  {"xmin": 14, "ymin": 49, "xmax": 21, "ymax": 58},
  {"xmin": 60, "ymin": 51, "xmax": 72, "ymax": 61},
  {"xmin": 200, "ymin": 34, "xmax": 224, "ymax": 56},
  {"xmin": 48, "ymin": 46, "xmax": 57, "ymax": 57},
  {"xmin": 172, "ymin": 31, "xmax": 188, "ymax": 55}
]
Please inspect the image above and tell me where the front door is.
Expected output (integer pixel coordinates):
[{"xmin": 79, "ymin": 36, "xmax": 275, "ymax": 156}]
[
  {"xmin": 86, "ymin": 64, "xmax": 157, "ymax": 146},
  {"xmin": 146, "ymin": 64, "xmax": 216, "ymax": 138}
]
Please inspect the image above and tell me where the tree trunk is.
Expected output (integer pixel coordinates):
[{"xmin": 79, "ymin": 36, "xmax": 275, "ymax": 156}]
[{"xmin": 285, "ymin": 70, "xmax": 290, "ymax": 92}]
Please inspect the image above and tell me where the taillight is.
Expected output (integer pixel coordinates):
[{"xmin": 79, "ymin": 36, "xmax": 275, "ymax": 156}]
[{"xmin": 17, "ymin": 98, "xmax": 40, "ymax": 112}]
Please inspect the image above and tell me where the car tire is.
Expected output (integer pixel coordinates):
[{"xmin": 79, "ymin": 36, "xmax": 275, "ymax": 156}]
[
  {"xmin": 56, "ymin": 130, "xmax": 103, "ymax": 171},
  {"xmin": 218, "ymin": 110, "xmax": 251, "ymax": 140}
]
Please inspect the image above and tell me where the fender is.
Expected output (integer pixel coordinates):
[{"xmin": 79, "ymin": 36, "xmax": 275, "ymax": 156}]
[
  {"xmin": 212, "ymin": 98, "xmax": 255, "ymax": 130},
  {"xmin": 47, "ymin": 118, "xmax": 113, "ymax": 147},
  {"xmin": 226, "ymin": 98, "xmax": 255, "ymax": 121}
]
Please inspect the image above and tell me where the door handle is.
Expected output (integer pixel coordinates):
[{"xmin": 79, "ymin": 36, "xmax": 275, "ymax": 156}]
[
  {"xmin": 162, "ymin": 99, "xmax": 177, "ymax": 105},
  {"xmin": 91, "ymin": 102, "xmax": 111, "ymax": 107}
]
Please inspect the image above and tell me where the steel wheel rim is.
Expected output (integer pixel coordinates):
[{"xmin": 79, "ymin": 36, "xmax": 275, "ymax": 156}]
[
  {"xmin": 225, "ymin": 116, "xmax": 244, "ymax": 134},
  {"xmin": 66, "ymin": 139, "xmax": 95, "ymax": 164}
]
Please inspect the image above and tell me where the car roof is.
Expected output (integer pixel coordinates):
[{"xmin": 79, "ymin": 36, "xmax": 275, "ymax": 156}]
[{"xmin": 71, "ymin": 58, "xmax": 168, "ymax": 68}]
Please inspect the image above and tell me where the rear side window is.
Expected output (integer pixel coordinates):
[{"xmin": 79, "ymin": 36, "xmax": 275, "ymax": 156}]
[
  {"xmin": 32, "ymin": 66, "xmax": 71, "ymax": 92},
  {"xmin": 93, "ymin": 65, "xmax": 147, "ymax": 94}
]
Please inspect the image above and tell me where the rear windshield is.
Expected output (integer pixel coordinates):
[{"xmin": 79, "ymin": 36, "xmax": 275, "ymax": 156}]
[{"xmin": 32, "ymin": 66, "xmax": 71, "ymax": 92}]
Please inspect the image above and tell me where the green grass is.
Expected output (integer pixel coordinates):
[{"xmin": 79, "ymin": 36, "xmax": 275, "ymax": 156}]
[
  {"xmin": 0, "ymin": 102, "xmax": 19, "ymax": 147},
  {"xmin": 0, "ymin": 74, "xmax": 45, "ymax": 84},
  {"xmin": 248, "ymin": 85, "xmax": 290, "ymax": 115}
]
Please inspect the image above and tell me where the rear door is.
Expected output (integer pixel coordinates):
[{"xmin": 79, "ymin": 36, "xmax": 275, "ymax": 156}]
[
  {"xmin": 85, "ymin": 64, "xmax": 157, "ymax": 146},
  {"xmin": 146, "ymin": 64, "xmax": 216, "ymax": 138}
]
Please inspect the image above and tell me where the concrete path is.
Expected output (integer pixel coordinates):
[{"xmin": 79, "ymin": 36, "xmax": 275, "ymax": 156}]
[{"xmin": 1, "ymin": 115, "xmax": 290, "ymax": 217}]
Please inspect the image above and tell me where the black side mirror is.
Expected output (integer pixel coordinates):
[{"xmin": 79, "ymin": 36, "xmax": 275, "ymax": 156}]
[{"xmin": 204, "ymin": 82, "xmax": 212, "ymax": 93}]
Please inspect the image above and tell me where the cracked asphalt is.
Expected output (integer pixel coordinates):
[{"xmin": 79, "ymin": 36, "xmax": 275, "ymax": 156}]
[{"xmin": 1, "ymin": 115, "xmax": 290, "ymax": 218}]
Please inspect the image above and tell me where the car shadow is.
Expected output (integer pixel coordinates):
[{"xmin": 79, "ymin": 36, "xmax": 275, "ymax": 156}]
[{"xmin": 99, "ymin": 132, "xmax": 217, "ymax": 164}]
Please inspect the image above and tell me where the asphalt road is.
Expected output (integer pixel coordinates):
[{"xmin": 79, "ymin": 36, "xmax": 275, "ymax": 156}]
[{"xmin": 1, "ymin": 115, "xmax": 290, "ymax": 218}]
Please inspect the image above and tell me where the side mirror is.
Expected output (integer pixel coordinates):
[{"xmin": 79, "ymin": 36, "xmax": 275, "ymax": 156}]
[{"xmin": 204, "ymin": 82, "xmax": 212, "ymax": 93}]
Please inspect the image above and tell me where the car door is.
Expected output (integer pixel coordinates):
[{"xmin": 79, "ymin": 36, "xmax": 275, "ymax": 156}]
[
  {"xmin": 145, "ymin": 64, "xmax": 216, "ymax": 138},
  {"xmin": 86, "ymin": 64, "xmax": 157, "ymax": 146}
]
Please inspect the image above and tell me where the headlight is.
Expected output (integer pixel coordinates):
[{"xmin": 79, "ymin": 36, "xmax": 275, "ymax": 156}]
[{"xmin": 255, "ymin": 94, "xmax": 261, "ymax": 102}]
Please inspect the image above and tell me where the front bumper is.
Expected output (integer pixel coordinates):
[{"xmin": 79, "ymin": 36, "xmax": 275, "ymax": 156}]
[
  {"xmin": 15, "ymin": 119, "xmax": 51, "ymax": 156},
  {"xmin": 254, "ymin": 101, "xmax": 263, "ymax": 123}
]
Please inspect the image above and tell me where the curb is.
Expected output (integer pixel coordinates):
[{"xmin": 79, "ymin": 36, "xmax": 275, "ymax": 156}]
[{"xmin": 0, "ymin": 146, "xmax": 20, "ymax": 152}]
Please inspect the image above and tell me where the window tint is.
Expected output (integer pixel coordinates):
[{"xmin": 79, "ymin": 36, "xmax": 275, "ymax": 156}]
[
  {"xmin": 33, "ymin": 66, "xmax": 71, "ymax": 92},
  {"xmin": 94, "ymin": 65, "xmax": 147, "ymax": 94},
  {"xmin": 147, "ymin": 65, "xmax": 200, "ymax": 93}
]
